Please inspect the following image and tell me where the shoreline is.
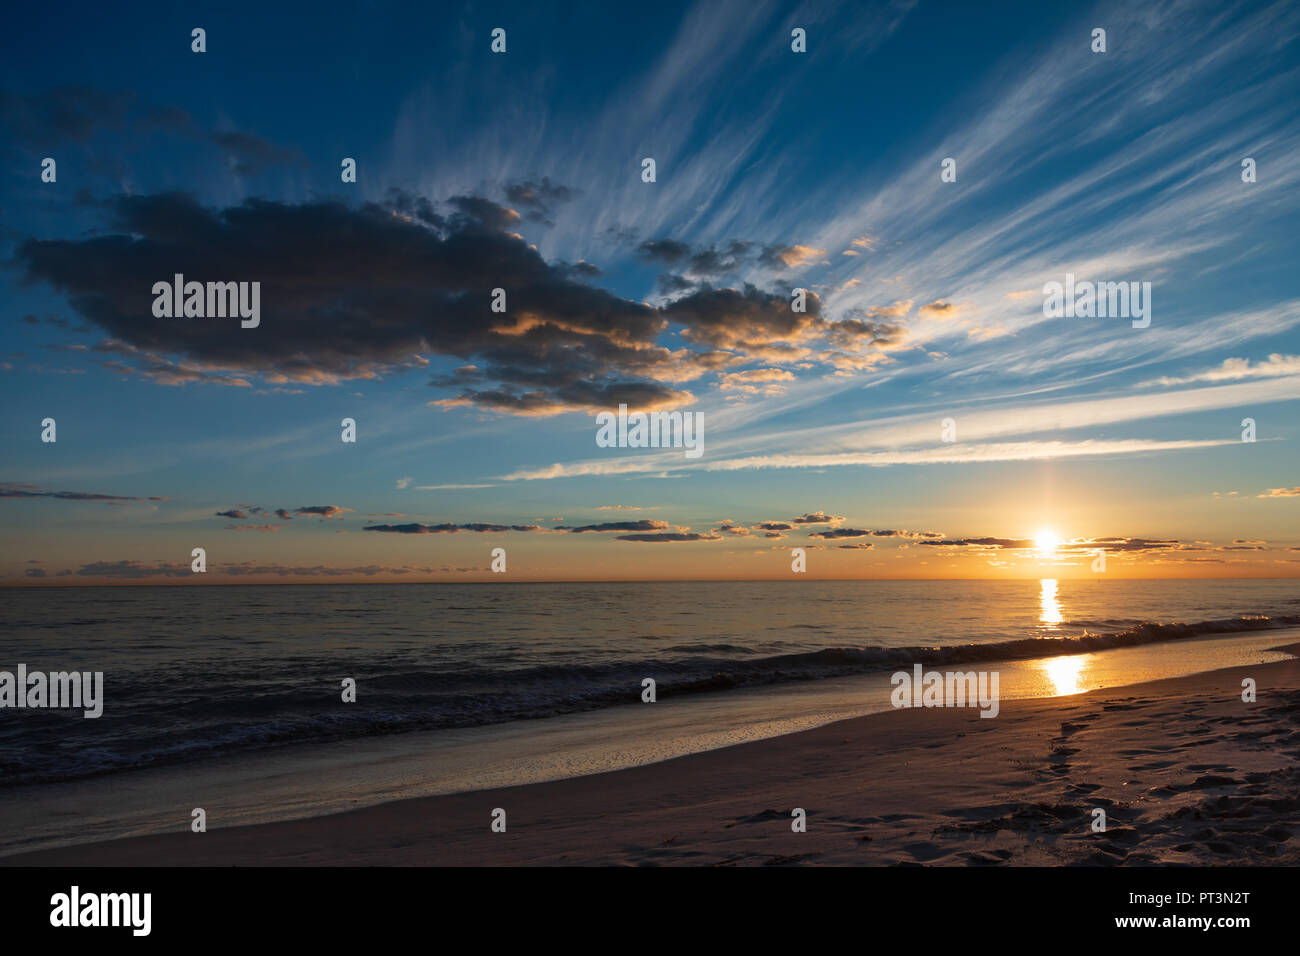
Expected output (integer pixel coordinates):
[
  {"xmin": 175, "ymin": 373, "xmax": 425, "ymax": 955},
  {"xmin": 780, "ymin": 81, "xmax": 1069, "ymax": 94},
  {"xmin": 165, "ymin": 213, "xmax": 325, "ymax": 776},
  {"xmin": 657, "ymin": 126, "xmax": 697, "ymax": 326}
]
[
  {"xmin": 1, "ymin": 627, "xmax": 1295, "ymax": 860},
  {"xmin": 8, "ymin": 644, "xmax": 1300, "ymax": 866}
]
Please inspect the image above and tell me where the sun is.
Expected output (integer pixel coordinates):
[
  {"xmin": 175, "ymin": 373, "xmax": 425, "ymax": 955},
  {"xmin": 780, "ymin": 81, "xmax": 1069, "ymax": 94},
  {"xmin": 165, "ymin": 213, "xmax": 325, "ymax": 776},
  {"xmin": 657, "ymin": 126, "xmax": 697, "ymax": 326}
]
[{"xmin": 1035, "ymin": 529, "xmax": 1062, "ymax": 553}]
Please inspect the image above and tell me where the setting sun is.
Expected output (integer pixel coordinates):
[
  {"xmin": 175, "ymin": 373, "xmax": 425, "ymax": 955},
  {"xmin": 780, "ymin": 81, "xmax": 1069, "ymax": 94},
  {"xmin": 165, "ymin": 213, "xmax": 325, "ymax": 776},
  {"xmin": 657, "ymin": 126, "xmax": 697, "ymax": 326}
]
[{"xmin": 1035, "ymin": 529, "xmax": 1062, "ymax": 553}]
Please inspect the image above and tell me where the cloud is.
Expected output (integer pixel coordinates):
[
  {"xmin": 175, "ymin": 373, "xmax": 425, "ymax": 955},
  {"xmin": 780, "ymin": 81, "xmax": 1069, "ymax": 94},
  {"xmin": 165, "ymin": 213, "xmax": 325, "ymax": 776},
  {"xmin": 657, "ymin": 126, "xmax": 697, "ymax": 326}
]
[
  {"xmin": 1, "ymin": 482, "xmax": 167, "ymax": 503},
  {"xmin": 75, "ymin": 560, "xmax": 191, "ymax": 578},
  {"xmin": 918, "ymin": 300, "xmax": 960, "ymax": 319},
  {"xmin": 292, "ymin": 505, "xmax": 352, "ymax": 520},
  {"xmin": 919, "ymin": 537, "xmax": 1035, "ymax": 549},
  {"xmin": 16, "ymin": 192, "xmax": 908, "ymax": 414},
  {"xmin": 362, "ymin": 522, "xmax": 546, "ymax": 534},
  {"xmin": 792, "ymin": 511, "xmax": 845, "ymax": 525},
  {"xmin": 614, "ymin": 532, "xmax": 723, "ymax": 542},
  {"xmin": 1258, "ymin": 487, "xmax": 1300, "ymax": 498},
  {"xmin": 556, "ymin": 519, "xmax": 669, "ymax": 533},
  {"xmin": 918, "ymin": 535, "xmax": 1184, "ymax": 553},
  {"xmin": 16, "ymin": 191, "xmax": 680, "ymax": 413},
  {"xmin": 809, "ymin": 528, "xmax": 871, "ymax": 539},
  {"xmin": 502, "ymin": 176, "xmax": 577, "ymax": 223},
  {"xmin": 0, "ymin": 87, "xmax": 132, "ymax": 149},
  {"xmin": 67, "ymin": 559, "xmax": 474, "ymax": 579},
  {"xmin": 208, "ymin": 130, "xmax": 305, "ymax": 176},
  {"xmin": 413, "ymin": 483, "xmax": 499, "ymax": 490},
  {"xmin": 215, "ymin": 509, "xmax": 247, "ymax": 519},
  {"xmin": 0, "ymin": 88, "xmax": 305, "ymax": 177},
  {"xmin": 1068, "ymin": 537, "xmax": 1180, "ymax": 553},
  {"xmin": 713, "ymin": 521, "xmax": 751, "ymax": 536},
  {"xmin": 718, "ymin": 367, "xmax": 797, "ymax": 399},
  {"xmin": 1146, "ymin": 354, "xmax": 1300, "ymax": 387},
  {"xmin": 637, "ymin": 238, "xmax": 772, "ymax": 279},
  {"xmin": 637, "ymin": 239, "xmax": 692, "ymax": 264},
  {"xmin": 759, "ymin": 244, "xmax": 826, "ymax": 269}
]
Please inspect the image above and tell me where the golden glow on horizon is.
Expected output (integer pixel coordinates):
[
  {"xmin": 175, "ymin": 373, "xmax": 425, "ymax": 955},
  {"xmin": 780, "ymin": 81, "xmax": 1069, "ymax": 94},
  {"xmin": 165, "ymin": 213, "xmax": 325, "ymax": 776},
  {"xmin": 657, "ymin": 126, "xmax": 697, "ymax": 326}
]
[{"xmin": 1039, "ymin": 577, "xmax": 1063, "ymax": 626}]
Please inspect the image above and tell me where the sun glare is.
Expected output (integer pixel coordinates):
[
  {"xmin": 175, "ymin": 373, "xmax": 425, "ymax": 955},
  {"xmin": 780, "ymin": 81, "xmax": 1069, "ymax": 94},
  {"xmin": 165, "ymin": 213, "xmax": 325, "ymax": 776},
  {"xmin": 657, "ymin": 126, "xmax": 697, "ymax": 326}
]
[{"xmin": 1034, "ymin": 529, "xmax": 1061, "ymax": 553}]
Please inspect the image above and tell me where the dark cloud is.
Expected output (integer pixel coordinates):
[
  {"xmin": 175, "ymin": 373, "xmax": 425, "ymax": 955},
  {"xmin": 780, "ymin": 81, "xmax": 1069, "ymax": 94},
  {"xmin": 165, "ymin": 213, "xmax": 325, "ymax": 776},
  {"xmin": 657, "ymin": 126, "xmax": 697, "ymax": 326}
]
[
  {"xmin": 1064, "ymin": 537, "xmax": 1180, "ymax": 552},
  {"xmin": 222, "ymin": 504, "xmax": 350, "ymax": 522},
  {"xmin": 69, "ymin": 559, "xmax": 461, "ymax": 578},
  {"xmin": 920, "ymin": 537, "xmax": 1035, "ymax": 549},
  {"xmin": 614, "ymin": 532, "xmax": 722, "ymax": 542},
  {"xmin": 21, "ymin": 314, "xmax": 77, "ymax": 330},
  {"xmin": 362, "ymin": 522, "xmax": 544, "ymax": 534},
  {"xmin": 293, "ymin": 505, "xmax": 351, "ymax": 520},
  {"xmin": 637, "ymin": 239, "xmax": 691, "ymax": 264},
  {"xmin": 448, "ymin": 195, "xmax": 522, "ymax": 231},
  {"xmin": 809, "ymin": 528, "xmax": 871, "ymax": 539},
  {"xmin": 791, "ymin": 511, "xmax": 844, "ymax": 525},
  {"xmin": 208, "ymin": 130, "xmax": 305, "ymax": 176},
  {"xmin": 664, "ymin": 283, "xmax": 821, "ymax": 350},
  {"xmin": 919, "ymin": 536, "xmax": 1182, "ymax": 552},
  {"xmin": 75, "ymin": 560, "xmax": 191, "ymax": 578},
  {"xmin": 15, "ymin": 191, "xmax": 697, "ymax": 413},
  {"xmin": 713, "ymin": 522, "xmax": 751, "ymax": 536},
  {"xmin": 503, "ymin": 176, "xmax": 576, "ymax": 223},
  {"xmin": 657, "ymin": 273, "xmax": 697, "ymax": 295},
  {"xmin": 557, "ymin": 520, "xmax": 669, "ymax": 533},
  {"xmin": 638, "ymin": 238, "xmax": 760, "ymax": 278},
  {"xmin": 16, "ymin": 191, "xmax": 903, "ymax": 412},
  {"xmin": 0, "ymin": 87, "xmax": 132, "ymax": 149},
  {"xmin": 0, "ymin": 89, "xmax": 304, "ymax": 177},
  {"xmin": 1, "ymin": 482, "xmax": 166, "ymax": 502},
  {"xmin": 563, "ymin": 260, "xmax": 602, "ymax": 279}
]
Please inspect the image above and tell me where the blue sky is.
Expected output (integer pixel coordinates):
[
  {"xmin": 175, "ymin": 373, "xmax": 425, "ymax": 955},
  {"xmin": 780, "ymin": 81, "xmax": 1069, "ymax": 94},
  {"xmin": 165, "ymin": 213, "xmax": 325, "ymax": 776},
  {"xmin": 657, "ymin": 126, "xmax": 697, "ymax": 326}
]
[{"xmin": 2, "ymin": 0, "xmax": 1298, "ymax": 582}]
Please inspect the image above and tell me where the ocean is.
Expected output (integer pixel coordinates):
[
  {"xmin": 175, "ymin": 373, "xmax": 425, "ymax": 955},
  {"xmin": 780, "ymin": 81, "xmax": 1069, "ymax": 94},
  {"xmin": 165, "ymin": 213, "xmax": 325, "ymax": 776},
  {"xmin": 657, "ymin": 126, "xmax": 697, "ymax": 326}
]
[{"xmin": 3, "ymin": 578, "xmax": 1298, "ymax": 789}]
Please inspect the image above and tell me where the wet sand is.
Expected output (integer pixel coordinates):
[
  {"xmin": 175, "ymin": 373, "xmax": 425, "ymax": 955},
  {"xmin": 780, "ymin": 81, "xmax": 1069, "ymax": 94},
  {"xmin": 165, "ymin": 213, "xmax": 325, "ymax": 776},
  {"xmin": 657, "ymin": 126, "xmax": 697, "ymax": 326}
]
[{"xmin": 8, "ymin": 644, "xmax": 1299, "ymax": 866}]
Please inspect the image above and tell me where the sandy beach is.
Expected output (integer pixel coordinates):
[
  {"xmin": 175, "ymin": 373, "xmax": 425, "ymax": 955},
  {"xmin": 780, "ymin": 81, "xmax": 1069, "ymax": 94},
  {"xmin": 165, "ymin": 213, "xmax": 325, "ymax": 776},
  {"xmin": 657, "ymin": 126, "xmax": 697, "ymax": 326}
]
[{"xmin": 9, "ymin": 644, "xmax": 1299, "ymax": 867}]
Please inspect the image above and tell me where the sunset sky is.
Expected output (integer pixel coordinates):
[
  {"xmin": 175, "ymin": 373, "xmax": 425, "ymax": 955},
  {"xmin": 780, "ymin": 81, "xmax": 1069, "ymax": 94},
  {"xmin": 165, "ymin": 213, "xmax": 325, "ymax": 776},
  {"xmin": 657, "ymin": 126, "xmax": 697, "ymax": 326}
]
[{"xmin": 2, "ymin": 0, "xmax": 1298, "ymax": 583}]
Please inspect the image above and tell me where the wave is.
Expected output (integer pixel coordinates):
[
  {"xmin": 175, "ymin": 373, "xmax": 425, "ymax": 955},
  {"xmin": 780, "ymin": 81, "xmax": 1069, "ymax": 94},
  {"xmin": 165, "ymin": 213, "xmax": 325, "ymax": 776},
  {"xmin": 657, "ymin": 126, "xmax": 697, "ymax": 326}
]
[{"xmin": 3, "ymin": 613, "xmax": 1297, "ymax": 787}]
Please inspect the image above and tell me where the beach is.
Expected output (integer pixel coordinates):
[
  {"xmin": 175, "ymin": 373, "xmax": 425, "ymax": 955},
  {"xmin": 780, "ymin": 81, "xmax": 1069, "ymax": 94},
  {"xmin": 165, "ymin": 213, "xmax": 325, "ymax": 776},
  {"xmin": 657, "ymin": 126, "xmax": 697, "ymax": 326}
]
[{"xmin": 9, "ymin": 644, "xmax": 1298, "ymax": 867}]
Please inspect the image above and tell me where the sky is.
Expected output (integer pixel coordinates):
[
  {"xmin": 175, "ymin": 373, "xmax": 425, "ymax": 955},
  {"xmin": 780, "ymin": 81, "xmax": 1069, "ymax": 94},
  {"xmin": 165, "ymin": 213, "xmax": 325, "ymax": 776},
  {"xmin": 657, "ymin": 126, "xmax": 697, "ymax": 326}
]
[{"xmin": 1, "ymin": 0, "xmax": 1298, "ymax": 584}]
